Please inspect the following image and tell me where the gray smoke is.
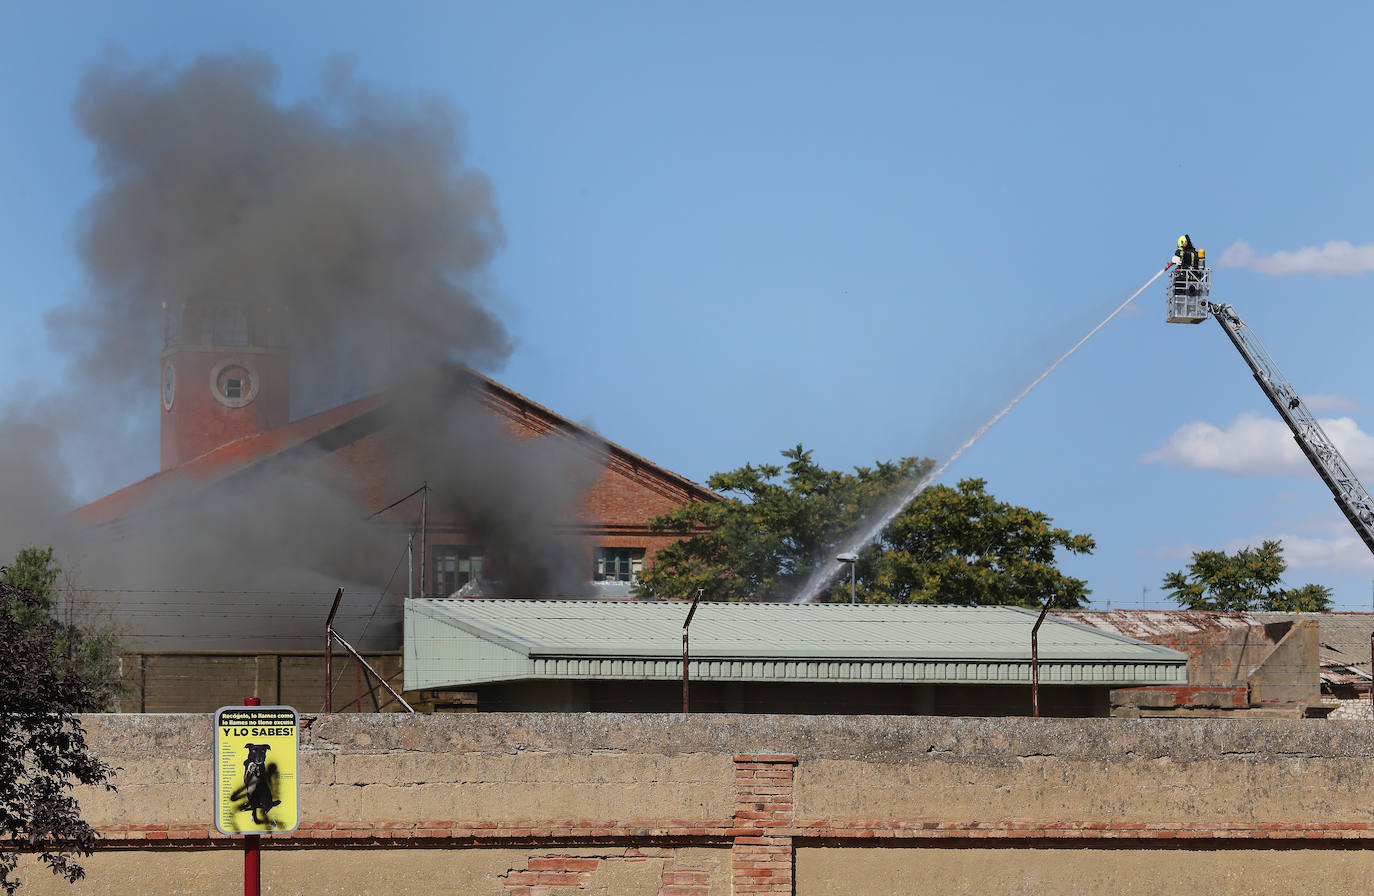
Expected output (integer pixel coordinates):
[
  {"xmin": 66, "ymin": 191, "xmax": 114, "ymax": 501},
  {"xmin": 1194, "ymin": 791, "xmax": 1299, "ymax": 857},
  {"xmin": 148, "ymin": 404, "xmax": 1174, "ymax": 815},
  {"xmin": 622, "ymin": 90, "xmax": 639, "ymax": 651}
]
[
  {"xmin": 0, "ymin": 403, "xmax": 74, "ymax": 554},
  {"xmin": 389, "ymin": 370, "xmax": 606, "ymax": 599},
  {"xmin": 62, "ymin": 50, "xmax": 511, "ymax": 413},
  {"xmin": 0, "ymin": 51, "xmax": 602, "ymax": 650}
]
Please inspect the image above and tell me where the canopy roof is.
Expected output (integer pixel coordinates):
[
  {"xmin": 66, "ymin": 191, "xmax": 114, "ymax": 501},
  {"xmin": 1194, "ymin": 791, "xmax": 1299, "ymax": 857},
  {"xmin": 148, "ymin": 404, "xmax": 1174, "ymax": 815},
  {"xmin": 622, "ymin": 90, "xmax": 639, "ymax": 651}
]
[{"xmin": 405, "ymin": 600, "xmax": 1187, "ymax": 690}]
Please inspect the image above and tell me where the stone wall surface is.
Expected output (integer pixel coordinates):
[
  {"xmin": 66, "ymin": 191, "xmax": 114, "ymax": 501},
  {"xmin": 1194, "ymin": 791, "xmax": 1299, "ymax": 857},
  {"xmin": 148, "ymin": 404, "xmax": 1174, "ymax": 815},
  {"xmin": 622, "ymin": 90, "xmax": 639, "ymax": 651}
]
[{"xmin": 11, "ymin": 713, "xmax": 1374, "ymax": 895}]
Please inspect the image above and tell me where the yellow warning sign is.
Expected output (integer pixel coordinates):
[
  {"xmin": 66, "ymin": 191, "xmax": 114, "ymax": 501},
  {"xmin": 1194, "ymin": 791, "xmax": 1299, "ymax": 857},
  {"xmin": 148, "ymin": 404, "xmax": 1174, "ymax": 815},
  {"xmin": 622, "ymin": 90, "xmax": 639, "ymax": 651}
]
[{"xmin": 213, "ymin": 706, "xmax": 300, "ymax": 835}]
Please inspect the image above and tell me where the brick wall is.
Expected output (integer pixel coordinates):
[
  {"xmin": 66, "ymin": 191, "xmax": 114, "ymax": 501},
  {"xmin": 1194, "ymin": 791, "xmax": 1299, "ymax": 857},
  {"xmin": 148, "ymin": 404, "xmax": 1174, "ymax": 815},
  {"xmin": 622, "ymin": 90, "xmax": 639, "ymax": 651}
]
[
  {"xmin": 318, "ymin": 411, "xmax": 709, "ymax": 596},
  {"xmin": 18, "ymin": 713, "xmax": 1374, "ymax": 895},
  {"xmin": 160, "ymin": 346, "xmax": 291, "ymax": 471},
  {"xmin": 731, "ymin": 754, "xmax": 795, "ymax": 895},
  {"xmin": 336, "ymin": 379, "xmax": 715, "ymax": 581}
]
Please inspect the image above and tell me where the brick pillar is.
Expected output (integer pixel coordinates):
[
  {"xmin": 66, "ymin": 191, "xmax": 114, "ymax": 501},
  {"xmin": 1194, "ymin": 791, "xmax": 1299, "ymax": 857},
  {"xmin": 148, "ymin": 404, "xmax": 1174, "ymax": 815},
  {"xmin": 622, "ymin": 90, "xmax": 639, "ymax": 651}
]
[{"xmin": 731, "ymin": 753, "xmax": 796, "ymax": 895}]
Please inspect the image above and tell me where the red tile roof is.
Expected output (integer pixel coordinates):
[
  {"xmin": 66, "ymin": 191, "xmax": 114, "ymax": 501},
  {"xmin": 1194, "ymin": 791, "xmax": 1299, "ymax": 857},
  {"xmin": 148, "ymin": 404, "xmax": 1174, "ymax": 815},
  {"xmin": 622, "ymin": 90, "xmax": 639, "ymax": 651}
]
[
  {"xmin": 76, "ymin": 393, "xmax": 387, "ymax": 525},
  {"xmin": 74, "ymin": 367, "xmax": 715, "ymax": 526}
]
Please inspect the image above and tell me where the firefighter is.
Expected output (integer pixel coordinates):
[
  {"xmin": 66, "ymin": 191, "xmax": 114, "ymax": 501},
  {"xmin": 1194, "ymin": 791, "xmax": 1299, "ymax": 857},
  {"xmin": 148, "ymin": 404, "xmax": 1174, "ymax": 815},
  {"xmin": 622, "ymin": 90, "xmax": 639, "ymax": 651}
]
[
  {"xmin": 1172, "ymin": 234, "xmax": 1202, "ymax": 296},
  {"xmin": 1173, "ymin": 234, "xmax": 1199, "ymax": 269}
]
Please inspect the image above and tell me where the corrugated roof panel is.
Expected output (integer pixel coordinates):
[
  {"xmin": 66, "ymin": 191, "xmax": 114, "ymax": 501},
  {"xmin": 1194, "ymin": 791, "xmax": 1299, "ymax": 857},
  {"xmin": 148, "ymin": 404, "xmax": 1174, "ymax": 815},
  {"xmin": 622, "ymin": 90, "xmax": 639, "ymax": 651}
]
[{"xmin": 405, "ymin": 599, "xmax": 1187, "ymax": 690}]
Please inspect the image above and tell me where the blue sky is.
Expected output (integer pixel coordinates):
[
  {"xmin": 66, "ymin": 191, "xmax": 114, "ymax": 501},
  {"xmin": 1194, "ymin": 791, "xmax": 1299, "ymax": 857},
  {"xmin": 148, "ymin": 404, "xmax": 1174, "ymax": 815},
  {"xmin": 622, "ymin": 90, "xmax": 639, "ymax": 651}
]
[{"xmin": 4, "ymin": 2, "xmax": 1374, "ymax": 608}]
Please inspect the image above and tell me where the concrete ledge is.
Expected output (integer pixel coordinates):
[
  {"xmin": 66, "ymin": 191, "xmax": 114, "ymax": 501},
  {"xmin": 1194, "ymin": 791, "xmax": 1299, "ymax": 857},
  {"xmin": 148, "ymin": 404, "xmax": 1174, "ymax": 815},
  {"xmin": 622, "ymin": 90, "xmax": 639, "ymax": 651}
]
[
  {"xmin": 79, "ymin": 712, "xmax": 1374, "ymax": 763},
  {"xmin": 60, "ymin": 818, "xmax": 1374, "ymax": 848}
]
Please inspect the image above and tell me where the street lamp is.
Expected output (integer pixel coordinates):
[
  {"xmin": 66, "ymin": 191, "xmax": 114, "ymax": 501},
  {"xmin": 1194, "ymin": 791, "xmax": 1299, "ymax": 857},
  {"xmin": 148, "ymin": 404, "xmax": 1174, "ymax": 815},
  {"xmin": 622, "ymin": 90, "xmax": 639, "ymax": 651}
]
[{"xmin": 836, "ymin": 552, "xmax": 858, "ymax": 604}]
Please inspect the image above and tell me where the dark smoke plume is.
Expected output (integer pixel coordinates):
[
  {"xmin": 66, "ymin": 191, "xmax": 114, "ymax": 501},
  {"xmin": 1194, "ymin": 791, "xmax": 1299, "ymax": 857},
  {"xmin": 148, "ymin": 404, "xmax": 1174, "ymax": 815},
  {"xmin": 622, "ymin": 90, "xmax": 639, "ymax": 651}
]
[
  {"xmin": 389, "ymin": 370, "xmax": 607, "ymax": 599},
  {"xmin": 0, "ymin": 52, "xmax": 599, "ymax": 650},
  {"xmin": 62, "ymin": 50, "xmax": 511, "ymax": 414}
]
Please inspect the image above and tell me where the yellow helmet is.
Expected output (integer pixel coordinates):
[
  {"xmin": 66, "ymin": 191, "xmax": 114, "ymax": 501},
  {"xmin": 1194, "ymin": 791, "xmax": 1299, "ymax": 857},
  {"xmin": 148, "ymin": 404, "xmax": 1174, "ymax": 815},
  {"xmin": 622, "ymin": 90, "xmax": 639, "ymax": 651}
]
[{"xmin": 1178, "ymin": 235, "xmax": 1187, "ymax": 248}]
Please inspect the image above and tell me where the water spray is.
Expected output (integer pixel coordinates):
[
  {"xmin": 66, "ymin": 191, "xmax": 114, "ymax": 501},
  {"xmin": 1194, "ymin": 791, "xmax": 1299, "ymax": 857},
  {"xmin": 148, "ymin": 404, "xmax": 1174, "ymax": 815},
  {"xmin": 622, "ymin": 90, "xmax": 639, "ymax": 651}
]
[{"xmin": 791, "ymin": 263, "xmax": 1175, "ymax": 604}]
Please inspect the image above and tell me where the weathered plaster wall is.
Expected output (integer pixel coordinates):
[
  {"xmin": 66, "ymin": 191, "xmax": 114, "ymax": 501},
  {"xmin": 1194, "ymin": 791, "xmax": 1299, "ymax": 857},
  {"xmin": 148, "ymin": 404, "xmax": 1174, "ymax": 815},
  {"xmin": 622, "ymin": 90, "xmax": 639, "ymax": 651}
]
[
  {"xmin": 790, "ymin": 715, "xmax": 1374, "ymax": 826},
  {"xmin": 797, "ymin": 847, "xmax": 1374, "ymax": 896},
  {"xmin": 13, "ymin": 714, "xmax": 1374, "ymax": 895}
]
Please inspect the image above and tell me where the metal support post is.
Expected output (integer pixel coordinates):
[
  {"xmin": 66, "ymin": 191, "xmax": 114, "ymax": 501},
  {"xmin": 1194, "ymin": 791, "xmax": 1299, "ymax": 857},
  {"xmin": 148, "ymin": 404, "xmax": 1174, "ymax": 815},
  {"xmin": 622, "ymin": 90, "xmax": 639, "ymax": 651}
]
[
  {"xmin": 1031, "ymin": 593, "xmax": 1055, "ymax": 718},
  {"xmin": 244, "ymin": 696, "xmax": 261, "ymax": 896},
  {"xmin": 324, "ymin": 589, "xmax": 343, "ymax": 714},
  {"xmin": 682, "ymin": 589, "xmax": 703, "ymax": 714}
]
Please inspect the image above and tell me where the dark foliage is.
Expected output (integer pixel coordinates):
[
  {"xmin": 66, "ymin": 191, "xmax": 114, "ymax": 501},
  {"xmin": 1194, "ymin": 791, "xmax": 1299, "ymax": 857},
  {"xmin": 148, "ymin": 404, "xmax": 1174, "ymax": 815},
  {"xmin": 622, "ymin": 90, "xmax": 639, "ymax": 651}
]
[
  {"xmin": 638, "ymin": 445, "xmax": 933, "ymax": 602},
  {"xmin": 0, "ymin": 575, "xmax": 115, "ymax": 894},
  {"xmin": 1162, "ymin": 539, "xmax": 1333, "ymax": 612},
  {"xmin": 639, "ymin": 446, "xmax": 1094, "ymax": 607}
]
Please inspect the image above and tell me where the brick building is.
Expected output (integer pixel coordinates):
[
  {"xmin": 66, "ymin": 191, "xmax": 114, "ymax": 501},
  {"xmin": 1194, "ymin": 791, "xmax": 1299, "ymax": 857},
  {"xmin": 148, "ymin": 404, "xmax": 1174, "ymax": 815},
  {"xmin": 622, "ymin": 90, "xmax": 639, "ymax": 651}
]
[{"xmin": 75, "ymin": 297, "xmax": 717, "ymax": 657}]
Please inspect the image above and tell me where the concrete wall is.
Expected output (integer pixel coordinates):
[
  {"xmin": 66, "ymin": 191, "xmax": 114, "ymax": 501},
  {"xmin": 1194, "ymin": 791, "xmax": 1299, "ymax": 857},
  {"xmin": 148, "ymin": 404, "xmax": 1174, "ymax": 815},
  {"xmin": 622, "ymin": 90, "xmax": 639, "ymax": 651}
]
[
  {"xmin": 1249, "ymin": 619, "xmax": 1321, "ymax": 705},
  {"xmin": 14, "ymin": 713, "xmax": 1374, "ymax": 895}
]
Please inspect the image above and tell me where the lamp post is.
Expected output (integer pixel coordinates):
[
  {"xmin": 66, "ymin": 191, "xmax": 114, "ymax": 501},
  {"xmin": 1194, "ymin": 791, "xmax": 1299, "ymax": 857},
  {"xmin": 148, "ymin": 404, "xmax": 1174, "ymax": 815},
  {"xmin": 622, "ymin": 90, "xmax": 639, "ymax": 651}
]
[{"xmin": 836, "ymin": 552, "xmax": 858, "ymax": 604}]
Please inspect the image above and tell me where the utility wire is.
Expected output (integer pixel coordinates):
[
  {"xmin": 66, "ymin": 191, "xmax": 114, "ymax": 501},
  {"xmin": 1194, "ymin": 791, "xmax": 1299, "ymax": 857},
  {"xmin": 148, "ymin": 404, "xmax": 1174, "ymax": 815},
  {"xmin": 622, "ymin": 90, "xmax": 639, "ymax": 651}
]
[{"xmin": 368, "ymin": 483, "xmax": 427, "ymax": 519}]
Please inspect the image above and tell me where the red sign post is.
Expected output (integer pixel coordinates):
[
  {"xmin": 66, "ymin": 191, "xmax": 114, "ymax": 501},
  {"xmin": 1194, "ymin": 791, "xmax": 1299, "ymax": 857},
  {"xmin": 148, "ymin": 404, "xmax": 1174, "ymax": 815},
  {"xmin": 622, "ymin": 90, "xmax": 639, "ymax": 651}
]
[{"xmin": 243, "ymin": 697, "xmax": 260, "ymax": 896}]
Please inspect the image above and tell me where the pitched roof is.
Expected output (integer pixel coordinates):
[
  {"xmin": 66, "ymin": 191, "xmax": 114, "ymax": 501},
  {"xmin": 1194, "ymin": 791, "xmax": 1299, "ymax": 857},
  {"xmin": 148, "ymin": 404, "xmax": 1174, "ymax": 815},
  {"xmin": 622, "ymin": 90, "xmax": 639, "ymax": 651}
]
[
  {"xmin": 77, "ymin": 393, "xmax": 388, "ymax": 525},
  {"xmin": 76, "ymin": 366, "xmax": 715, "ymax": 525},
  {"xmin": 404, "ymin": 600, "xmax": 1188, "ymax": 690},
  {"xmin": 1052, "ymin": 609, "xmax": 1263, "ymax": 640}
]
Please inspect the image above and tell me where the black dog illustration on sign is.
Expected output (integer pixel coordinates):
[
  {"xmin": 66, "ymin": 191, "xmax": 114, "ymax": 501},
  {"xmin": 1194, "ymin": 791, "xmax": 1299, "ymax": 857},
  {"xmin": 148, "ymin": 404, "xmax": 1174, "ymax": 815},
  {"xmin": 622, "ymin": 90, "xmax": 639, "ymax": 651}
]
[{"xmin": 230, "ymin": 743, "xmax": 282, "ymax": 826}]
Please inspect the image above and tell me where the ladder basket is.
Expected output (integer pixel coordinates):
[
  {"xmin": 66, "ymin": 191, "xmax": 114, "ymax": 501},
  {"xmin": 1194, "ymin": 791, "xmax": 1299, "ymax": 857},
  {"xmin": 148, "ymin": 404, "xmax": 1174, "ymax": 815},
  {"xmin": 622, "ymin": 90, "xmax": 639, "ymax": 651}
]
[{"xmin": 1166, "ymin": 266, "xmax": 1210, "ymax": 324}]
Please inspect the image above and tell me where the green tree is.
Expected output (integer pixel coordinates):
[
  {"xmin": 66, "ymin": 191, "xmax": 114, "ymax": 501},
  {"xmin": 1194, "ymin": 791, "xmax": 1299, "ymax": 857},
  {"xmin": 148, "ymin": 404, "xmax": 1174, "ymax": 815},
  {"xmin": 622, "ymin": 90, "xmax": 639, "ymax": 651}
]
[
  {"xmin": 1161, "ymin": 540, "xmax": 1333, "ymax": 612},
  {"xmin": 638, "ymin": 448, "xmax": 1095, "ymax": 608},
  {"xmin": 1, "ymin": 551, "xmax": 117, "ymax": 894},
  {"xmin": 0, "ymin": 548, "xmax": 120, "ymax": 712},
  {"xmin": 638, "ymin": 446, "xmax": 932, "ymax": 602},
  {"xmin": 870, "ymin": 478, "xmax": 1094, "ymax": 608},
  {"xmin": 1, "ymin": 547, "xmax": 59, "ymax": 602}
]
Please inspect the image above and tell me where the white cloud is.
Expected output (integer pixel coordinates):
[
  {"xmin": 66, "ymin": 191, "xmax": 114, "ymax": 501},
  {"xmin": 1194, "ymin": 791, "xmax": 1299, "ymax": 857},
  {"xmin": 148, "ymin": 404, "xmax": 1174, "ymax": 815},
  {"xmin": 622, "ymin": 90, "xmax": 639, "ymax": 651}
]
[
  {"xmin": 1262, "ymin": 532, "xmax": 1374, "ymax": 575},
  {"xmin": 1143, "ymin": 411, "xmax": 1374, "ymax": 475},
  {"xmin": 1218, "ymin": 240, "xmax": 1374, "ymax": 276}
]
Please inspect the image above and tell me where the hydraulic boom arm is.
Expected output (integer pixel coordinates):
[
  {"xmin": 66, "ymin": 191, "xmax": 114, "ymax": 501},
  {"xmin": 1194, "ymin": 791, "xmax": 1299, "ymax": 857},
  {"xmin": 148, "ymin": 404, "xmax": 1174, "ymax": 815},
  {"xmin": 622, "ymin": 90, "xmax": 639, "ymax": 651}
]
[{"xmin": 1206, "ymin": 301, "xmax": 1374, "ymax": 555}]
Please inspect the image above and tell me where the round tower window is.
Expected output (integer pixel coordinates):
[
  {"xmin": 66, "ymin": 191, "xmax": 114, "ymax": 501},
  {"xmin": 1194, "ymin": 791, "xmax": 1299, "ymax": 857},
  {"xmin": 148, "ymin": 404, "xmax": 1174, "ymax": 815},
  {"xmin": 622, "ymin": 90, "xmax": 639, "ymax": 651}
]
[{"xmin": 210, "ymin": 361, "xmax": 259, "ymax": 408}]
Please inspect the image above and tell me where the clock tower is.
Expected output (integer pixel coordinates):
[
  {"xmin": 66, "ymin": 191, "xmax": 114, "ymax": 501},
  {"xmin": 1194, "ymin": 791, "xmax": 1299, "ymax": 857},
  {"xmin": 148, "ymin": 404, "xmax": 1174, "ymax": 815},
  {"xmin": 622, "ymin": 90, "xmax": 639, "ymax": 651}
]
[{"xmin": 160, "ymin": 299, "xmax": 290, "ymax": 471}]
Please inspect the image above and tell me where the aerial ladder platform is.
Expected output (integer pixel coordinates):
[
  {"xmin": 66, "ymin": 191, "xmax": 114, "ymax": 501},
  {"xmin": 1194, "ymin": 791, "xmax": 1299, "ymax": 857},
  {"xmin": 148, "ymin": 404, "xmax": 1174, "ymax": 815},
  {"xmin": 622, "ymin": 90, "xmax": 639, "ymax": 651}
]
[{"xmin": 1166, "ymin": 256, "xmax": 1374, "ymax": 555}]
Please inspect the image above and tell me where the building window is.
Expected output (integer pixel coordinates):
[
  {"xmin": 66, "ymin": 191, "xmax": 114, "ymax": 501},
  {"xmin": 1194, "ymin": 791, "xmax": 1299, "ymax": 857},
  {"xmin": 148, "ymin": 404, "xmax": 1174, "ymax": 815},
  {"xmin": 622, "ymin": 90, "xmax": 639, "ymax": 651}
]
[
  {"xmin": 433, "ymin": 546, "xmax": 483, "ymax": 596},
  {"xmin": 211, "ymin": 362, "xmax": 257, "ymax": 408},
  {"xmin": 594, "ymin": 547, "xmax": 644, "ymax": 582}
]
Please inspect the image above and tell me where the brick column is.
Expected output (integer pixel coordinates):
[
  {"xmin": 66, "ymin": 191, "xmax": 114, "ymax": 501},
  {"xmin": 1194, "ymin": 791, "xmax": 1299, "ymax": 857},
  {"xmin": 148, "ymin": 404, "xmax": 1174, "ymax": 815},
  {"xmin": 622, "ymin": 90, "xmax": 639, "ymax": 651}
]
[{"xmin": 731, "ymin": 753, "xmax": 796, "ymax": 895}]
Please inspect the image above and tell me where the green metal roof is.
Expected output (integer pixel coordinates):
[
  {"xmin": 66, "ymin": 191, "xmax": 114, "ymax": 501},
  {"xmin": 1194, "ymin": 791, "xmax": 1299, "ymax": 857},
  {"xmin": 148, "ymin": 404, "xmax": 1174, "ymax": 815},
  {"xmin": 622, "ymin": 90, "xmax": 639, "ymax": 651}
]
[{"xmin": 404, "ymin": 599, "xmax": 1187, "ymax": 690}]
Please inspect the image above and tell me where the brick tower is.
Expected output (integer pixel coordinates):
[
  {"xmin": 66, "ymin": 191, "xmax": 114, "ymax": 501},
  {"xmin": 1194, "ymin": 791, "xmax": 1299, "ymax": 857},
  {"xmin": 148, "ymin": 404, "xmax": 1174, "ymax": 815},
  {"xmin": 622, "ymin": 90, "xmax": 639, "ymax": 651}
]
[{"xmin": 160, "ymin": 298, "xmax": 290, "ymax": 471}]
